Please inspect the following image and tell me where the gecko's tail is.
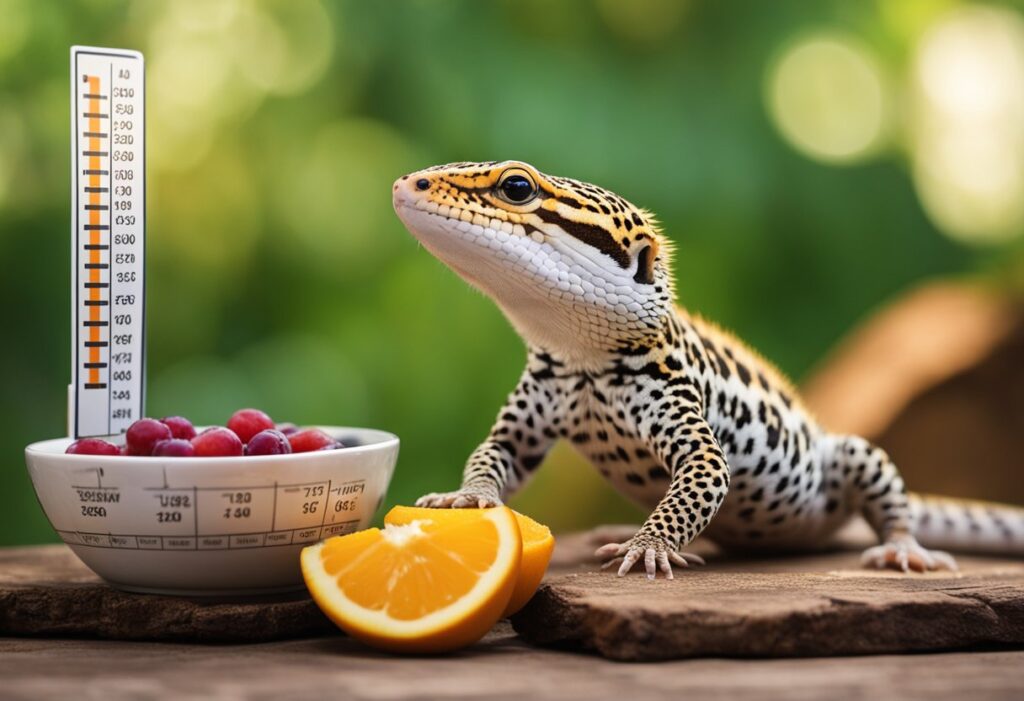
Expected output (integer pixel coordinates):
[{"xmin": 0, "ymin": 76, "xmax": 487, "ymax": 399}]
[{"xmin": 910, "ymin": 493, "xmax": 1024, "ymax": 556}]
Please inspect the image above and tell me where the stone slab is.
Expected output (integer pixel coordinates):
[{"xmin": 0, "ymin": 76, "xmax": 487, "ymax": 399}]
[
  {"xmin": 512, "ymin": 537, "xmax": 1024, "ymax": 661},
  {"xmin": 0, "ymin": 545, "xmax": 333, "ymax": 642}
]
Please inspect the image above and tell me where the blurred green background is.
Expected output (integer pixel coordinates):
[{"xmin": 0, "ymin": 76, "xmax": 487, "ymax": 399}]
[{"xmin": 3, "ymin": 0, "xmax": 1024, "ymax": 545}]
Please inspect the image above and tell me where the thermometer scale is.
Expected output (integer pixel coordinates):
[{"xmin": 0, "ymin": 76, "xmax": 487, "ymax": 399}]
[{"xmin": 70, "ymin": 46, "xmax": 145, "ymax": 438}]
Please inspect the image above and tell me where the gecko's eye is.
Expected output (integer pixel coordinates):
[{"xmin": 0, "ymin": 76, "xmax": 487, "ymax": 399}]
[{"xmin": 496, "ymin": 170, "xmax": 538, "ymax": 204}]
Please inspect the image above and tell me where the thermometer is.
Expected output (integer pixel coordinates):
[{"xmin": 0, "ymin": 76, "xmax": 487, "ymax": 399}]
[{"xmin": 69, "ymin": 46, "xmax": 145, "ymax": 438}]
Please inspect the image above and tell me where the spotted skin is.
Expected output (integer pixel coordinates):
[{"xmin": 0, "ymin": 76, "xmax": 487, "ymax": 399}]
[{"xmin": 393, "ymin": 160, "xmax": 1024, "ymax": 579}]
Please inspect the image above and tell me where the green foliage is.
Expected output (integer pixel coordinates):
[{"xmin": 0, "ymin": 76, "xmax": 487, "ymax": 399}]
[{"xmin": 0, "ymin": 0, "xmax": 1010, "ymax": 544}]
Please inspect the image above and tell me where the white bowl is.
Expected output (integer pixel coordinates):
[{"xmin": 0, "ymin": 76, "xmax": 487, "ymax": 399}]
[{"xmin": 25, "ymin": 426, "xmax": 398, "ymax": 595}]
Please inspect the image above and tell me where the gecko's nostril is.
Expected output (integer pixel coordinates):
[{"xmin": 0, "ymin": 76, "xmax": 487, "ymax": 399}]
[{"xmin": 415, "ymin": 178, "xmax": 430, "ymax": 191}]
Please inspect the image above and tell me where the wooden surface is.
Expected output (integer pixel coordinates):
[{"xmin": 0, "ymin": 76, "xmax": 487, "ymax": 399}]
[
  {"xmin": 2, "ymin": 630, "xmax": 1024, "ymax": 701},
  {"xmin": 2, "ymin": 535, "xmax": 1023, "ymax": 699}
]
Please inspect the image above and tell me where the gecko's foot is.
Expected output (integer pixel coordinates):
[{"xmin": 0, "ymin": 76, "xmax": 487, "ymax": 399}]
[
  {"xmin": 415, "ymin": 487, "xmax": 502, "ymax": 509},
  {"xmin": 861, "ymin": 534, "xmax": 958, "ymax": 573},
  {"xmin": 595, "ymin": 532, "xmax": 704, "ymax": 580}
]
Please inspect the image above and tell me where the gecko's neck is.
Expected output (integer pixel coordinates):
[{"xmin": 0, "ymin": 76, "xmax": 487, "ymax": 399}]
[
  {"xmin": 515, "ymin": 299, "xmax": 682, "ymax": 372},
  {"xmin": 473, "ymin": 250, "xmax": 678, "ymax": 370}
]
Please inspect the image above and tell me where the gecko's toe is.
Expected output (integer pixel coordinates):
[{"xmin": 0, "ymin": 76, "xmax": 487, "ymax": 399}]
[
  {"xmin": 657, "ymin": 550, "xmax": 673, "ymax": 579},
  {"xmin": 906, "ymin": 548, "xmax": 932, "ymax": 572},
  {"xmin": 931, "ymin": 550, "xmax": 959, "ymax": 571},
  {"xmin": 594, "ymin": 542, "xmax": 626, "ymax": 559},
  {"xmin": 644, "ymin": 547, "xmax": 657, "ymax": 579},
  {"xmin": 617, "ymin": 548, "xmax": 642, "ymax": 577},
  {"xmin": 674, "ymin": 551, "xmax": 705, "ymax": 567},
  {"xmin": 414, "ymin": 493, "xmax": 444, "ymax": 508},
  {"xmin": 667, "ymin": 551, "xmax": 691, "ymax": 568}
]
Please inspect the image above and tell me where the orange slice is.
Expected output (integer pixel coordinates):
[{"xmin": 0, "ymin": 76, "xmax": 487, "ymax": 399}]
[
  {"xmin": 385, "ymin": 505, "xmax": 555, "ymax": 616},
  {"xmin": 301, "ymin": 506, "xmax": 521, "ymax": 653}
]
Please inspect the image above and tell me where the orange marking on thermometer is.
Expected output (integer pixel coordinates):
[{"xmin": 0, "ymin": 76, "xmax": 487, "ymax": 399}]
[{"xmin": 87, "ymin": 75, "xmax": 101, "ymax": 386}]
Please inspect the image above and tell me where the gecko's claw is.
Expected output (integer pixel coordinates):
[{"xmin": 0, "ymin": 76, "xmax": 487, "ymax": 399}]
[
  {"xmin": 415, "ymin": 486, "xmax": 502, "ymax": 509},
  {"xmin": 595, "ymin": 532, "xmax": 701, "ymax": 580},
  {"xmin": 669, "ymin": 551, "xmax": 705, "ymax": 567},
  {"xmin": 861, "ymin": 534, "xmax": 958, "ymax": 573}
]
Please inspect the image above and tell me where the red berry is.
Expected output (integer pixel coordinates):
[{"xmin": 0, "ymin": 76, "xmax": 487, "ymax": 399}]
[
  {"xmin": 125, "ymin": 419, "xmax": 173, "ymax": 456},
  {"xmin": 227, "ymin": 409, "xmax": 274, "ymax": 444},
  {"xmin": 66, "ymin": 438, "xmax": 121, "ymax": 456},
  {"xmin": 288, "ymin": 428, "xmax": 339, "ymax": 453},
  {"xmin": 152, "ymin": 439, "xmax": 196, "ymax": 457},
  {"xmin": 160, "ymin": 416, "xmax": 196, "ymax": 441},
  {"xmin": 245, "ymin": 429, "xmax": 293, "ymax": 456},
  {"xmin": 275, "ymin": 422, "xmax": 299, "ymax": 436},
  {"xmin": 191, "ymin": 427, "xmax": 244, "ymax": 457}
]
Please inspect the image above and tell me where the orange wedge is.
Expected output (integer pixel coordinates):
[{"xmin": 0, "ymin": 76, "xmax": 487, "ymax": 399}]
[
  {"xmin": 385, "ymin": 505, "xmax": 555, "ymax": 616},
  {"xmin": 301, "ymin": 506, "xmax": 521, "ymax": 653}
]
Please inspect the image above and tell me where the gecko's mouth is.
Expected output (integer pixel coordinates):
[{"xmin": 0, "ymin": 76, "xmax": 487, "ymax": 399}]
[
  {"xmin": 393, "ymin": 196, "xmax": 552, "ymax": 256},
  {"xmin": 394, "ymin": 197, "xmax": 649, "ymax": 293},
  {"xmin": 393, "ymin": 198, "xmax": 544, "ymax": 246}
]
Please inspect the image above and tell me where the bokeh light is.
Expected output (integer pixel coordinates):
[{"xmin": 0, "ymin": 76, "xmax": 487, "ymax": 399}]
[
  {"xmin": 148, "ymin": 34, "xmax": 234, "ymax": 171},
  {"xmin": 230, "ymin": 0, "xmax": 333, "ymax": 95},
  {"xmin": 767, "ymin": 34, "xmax": 889, "ymax": 164},
  {"xmin": 910, "ymin": 5, "xmax": 1024, "ymax": 244},
  {"xmin": 147, "ymin": 1, "xmax": 282, "ymax": 173}
]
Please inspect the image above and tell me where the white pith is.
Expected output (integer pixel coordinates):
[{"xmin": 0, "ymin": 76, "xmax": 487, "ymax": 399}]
[{"xmin": 380, "ymin": 519, "xmax": 426, "ymax": 547}]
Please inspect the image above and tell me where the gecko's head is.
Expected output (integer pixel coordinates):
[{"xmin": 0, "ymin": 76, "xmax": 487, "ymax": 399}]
[{"xmin": 393, "ymin": 161, "xmax": 674, "ymax": 357}]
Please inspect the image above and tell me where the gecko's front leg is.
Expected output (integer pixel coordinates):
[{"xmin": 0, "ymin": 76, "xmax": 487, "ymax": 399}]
[
  {"xmin": 417, "ymin": 368, "xmax": 556, "ymax": 509},
  {"xmin": 597, "ymin": 406, "xmax": 730, "ymax": 579},
  {"xmin": 415, "ymin": 440, "xmax": 516, "ymax": 508}
]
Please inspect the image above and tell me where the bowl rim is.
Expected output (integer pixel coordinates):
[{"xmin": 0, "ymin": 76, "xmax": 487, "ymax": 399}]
[{"xmin": 25, "ymin": 425, "xmax": 399, "ymax": 466}]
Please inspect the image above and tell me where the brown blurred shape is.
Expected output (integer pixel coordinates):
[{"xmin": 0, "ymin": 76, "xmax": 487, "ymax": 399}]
[{"xmin": 803, "ymin": 281, "xmax": 1024, "ymax": 505}]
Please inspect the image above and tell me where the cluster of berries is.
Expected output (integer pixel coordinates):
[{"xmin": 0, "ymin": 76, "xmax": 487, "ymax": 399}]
[{"xmin": 65, "ymin": 409, "xmax": 342, "ymax": 457}]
